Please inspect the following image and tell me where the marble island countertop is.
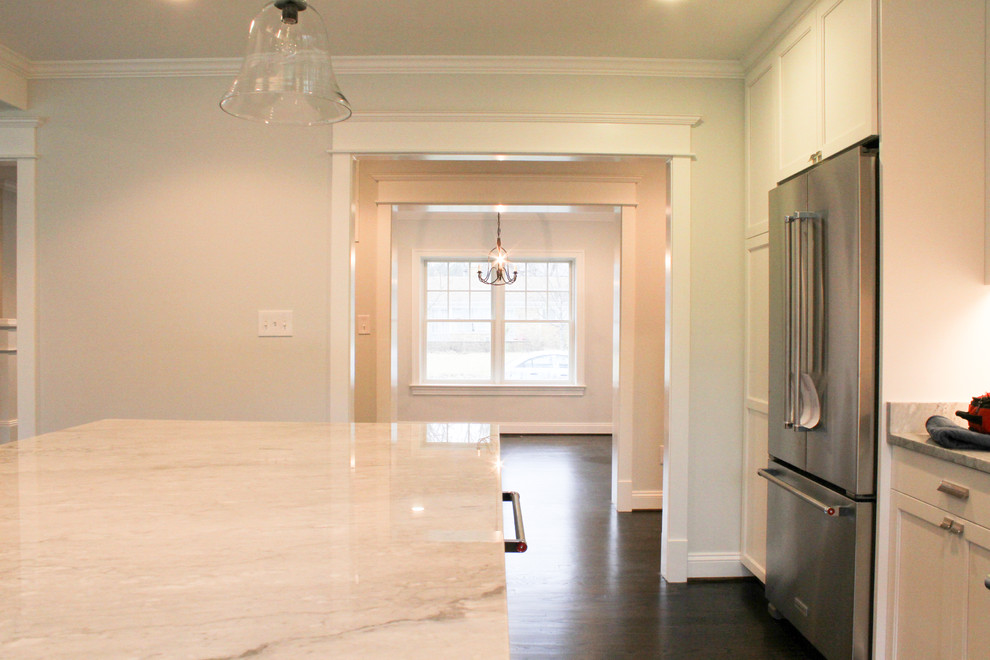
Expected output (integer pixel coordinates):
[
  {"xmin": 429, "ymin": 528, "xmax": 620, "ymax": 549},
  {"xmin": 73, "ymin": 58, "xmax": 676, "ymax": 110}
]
[
  {"xmin": 0, "ymin": 419, "xmax": 510, "ymax": 659},
  {"xmin": 887, "ymin": 402, "xmax": 990, "ymax": 475}
]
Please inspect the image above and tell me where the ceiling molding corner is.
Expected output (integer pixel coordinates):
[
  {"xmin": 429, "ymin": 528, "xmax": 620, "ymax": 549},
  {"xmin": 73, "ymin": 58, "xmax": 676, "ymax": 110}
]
[
  {"xmin": 0, "ymin": 41, "xmax": 29, "ymax": 78},
  {"xmin": 740, "ymin": 0, "xmax": 816, "ymax": 72}
]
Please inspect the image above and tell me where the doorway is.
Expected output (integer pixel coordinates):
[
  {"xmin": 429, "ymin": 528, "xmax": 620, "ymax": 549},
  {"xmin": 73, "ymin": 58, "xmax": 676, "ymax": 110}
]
[
  {"xmin": 0, "ymin": 163, "xmax": 15, "ymax": 443},
  {"xmin": 350, "ymin": 156, "xmax": 667, "ymax": 518},
  {"xmin": 327, "ymin": 112, "xmax": 695, "ymax": 582}
]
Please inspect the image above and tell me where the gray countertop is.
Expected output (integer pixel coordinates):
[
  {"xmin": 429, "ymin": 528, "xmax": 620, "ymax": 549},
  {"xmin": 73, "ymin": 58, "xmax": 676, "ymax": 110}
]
[{"xmin": 887, "ymin": 402, "xmax": 990, "ymax": 474}]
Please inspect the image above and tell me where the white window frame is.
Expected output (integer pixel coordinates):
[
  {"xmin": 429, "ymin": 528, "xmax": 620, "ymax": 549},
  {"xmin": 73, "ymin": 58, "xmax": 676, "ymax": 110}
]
[{"xmin": 410, "ymin": 249, "xmax": 586, "ymax": 396}]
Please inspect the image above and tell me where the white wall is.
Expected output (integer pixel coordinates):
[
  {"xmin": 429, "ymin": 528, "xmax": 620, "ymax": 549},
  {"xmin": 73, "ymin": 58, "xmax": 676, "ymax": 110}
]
[
  {"xmin": 27, "ymin": 76, "xmax": 334, "ymax": 431},
  {"xmin": 393, "ymin": 211, "xmax": 618, "ymax": 431},
  {"xmin": 0, "ymin": 68, "xmax": 746, "ymax": 564},
  {"xmin": 875, "ymin": 1, "xmax": 989, "ymax": 654},
  {"xmin": 879, "ymin": 0, "xmax": 990, "ymax": 404}
]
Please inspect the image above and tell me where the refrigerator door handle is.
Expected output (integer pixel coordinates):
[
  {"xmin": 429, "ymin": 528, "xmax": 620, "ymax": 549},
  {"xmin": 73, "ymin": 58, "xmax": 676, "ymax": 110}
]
[
  {"xmin": 784, "ymin": 213, "xmax": 799, "ymax": 429},
  {"xmin": 758, "ymin": 468, "xmax": 846, "ymax": 517},
  {"xmin": 794, "ymin": 211, "xmax": 822, "ymax": 431}
]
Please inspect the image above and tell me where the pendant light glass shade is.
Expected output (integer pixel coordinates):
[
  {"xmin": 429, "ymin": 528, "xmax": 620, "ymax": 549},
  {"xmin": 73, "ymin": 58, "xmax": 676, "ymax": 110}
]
[{"xmin": 220, "ymin": 0, "xmax": 351, "ymax": 125}]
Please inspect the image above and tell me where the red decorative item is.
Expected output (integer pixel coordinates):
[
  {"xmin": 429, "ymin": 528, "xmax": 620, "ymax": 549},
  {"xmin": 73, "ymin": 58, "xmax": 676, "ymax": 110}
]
[{"xmin": 955, "ymin": 393, "xmax": 990, "ymax": 434}]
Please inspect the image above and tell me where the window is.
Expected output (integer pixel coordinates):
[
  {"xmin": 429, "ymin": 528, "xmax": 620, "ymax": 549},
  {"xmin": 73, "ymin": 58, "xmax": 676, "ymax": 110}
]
[{"xmin": 420, "ymin": 257, "xmax": 576, "ymax": 385}]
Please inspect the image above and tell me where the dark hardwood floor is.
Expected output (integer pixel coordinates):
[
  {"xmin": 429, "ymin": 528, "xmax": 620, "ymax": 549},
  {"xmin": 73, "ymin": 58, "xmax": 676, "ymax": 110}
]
[{"xmin": 500, "ymin": 435, "xmax": 824, "ymax": 659}]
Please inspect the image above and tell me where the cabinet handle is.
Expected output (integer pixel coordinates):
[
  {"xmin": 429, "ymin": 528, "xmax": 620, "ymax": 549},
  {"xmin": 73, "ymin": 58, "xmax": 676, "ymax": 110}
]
[
  {"xmin": 502, "ymin": 491, "xmax": 528, "ymax": 553},
  {"xmin": 985, "ymin": 576, "xmax": 990, "ymax": 591},
  {"xmin": 939, "ymin": 517, "xmax": 964, "ymax": 535},
  {"xmin": 937, "ymin": 480, "xmax": 970, "ymax": 500}
]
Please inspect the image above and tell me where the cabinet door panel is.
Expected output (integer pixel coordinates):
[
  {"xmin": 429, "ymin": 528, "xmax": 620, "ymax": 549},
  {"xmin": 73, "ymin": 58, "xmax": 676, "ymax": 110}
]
[
  {"xmin": 820, "ymin": 0, "xmax": 876, "ymax": 156},
  {"xmin": 965, "ymin": 522, "xmax": 990, "ymax": 658},
  {"xmin": 888, "ymin": 492, "xmax": 958, "ymax": 659},
  {"xmin": 777, "ymin": 14, "xmax": 820, "ymax": 180},
  {"xmin": 747, "ymin": 59, "xmax": 777, "ymax": 236}
]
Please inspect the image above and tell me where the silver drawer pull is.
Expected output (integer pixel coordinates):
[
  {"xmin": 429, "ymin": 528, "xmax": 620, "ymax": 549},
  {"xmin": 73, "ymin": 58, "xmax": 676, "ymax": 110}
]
[
  {"xmin": 937, "ymin": 480, "xmax": 970, "ymax": 500},
  {"xmin": 758, "ymin": 469, "xmax": 846, "ymax": 517},
  {"xmin": 985, "ymin": 576, "xmax": 990, "ymax": 591},
  {"xmin": 502, "ymin": 491, "xmax": 528, "ymax": 553},
  {"xmin": 939, "ymin": 517, "xmax": 964, "ymax": 535}
]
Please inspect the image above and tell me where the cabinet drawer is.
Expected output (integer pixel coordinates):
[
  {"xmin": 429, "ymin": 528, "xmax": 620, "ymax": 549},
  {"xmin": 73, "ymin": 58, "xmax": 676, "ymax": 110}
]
[{"xmin": 892, "ymin": 446, "xmax": 990, "ymax": 526}]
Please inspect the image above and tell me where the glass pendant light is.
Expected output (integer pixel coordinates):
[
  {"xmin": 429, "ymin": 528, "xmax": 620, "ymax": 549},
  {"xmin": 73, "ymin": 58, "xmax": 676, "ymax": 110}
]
[
  {"xmin": 478, "ymin": 213, "xmax": 518, "ymax": 286},
  {"xmin": 220, "ymin": 0, "xmax": 351, "ymax": 125}
]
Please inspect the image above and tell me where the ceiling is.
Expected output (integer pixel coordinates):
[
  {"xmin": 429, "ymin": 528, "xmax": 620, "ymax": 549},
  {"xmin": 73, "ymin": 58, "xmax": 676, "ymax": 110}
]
[{"xmin": 0, "ymin": 0, "xmax": 793, "ymax": 63}]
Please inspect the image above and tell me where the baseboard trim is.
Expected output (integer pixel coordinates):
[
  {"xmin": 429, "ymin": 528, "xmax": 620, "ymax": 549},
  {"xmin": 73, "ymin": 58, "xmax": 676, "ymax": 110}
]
[
  {"xmin": 740, "ymin": 554, "xmax": 766, "ymax": 583},
  {"xmin": 631, "ymin": 489, "xmax": 662, "ymax": 510},
  {"xmin": 497, "ymin": 422, "xmax": 612, "ymax": 435},
  {"xmin": 687, "ymin": 552, "xmax": 752, "ymax": 579}
]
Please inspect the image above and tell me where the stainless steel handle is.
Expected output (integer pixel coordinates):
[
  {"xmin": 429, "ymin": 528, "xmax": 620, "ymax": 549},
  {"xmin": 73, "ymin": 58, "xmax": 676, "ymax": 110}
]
[
  {"xmin": 985, "ymin": 575, "xmax": 990, "ymax": 591},
  {"xmin": 790, "ymin": 211, "xmax": 823, "ymax": 431},
  {"xmin": 784, "ymin": 213, "xmax": 799, "ymax": 429},
  {"xmin": 503, "ymin": 491, "xmax": 528, "ymax": 553},
  {"xmin": 758, "ymin": 469, "xmax": 845, "ymax": 517},
  {"xmin": 937, "ymin": 480, "xmax": 970, "ymax": 500}
]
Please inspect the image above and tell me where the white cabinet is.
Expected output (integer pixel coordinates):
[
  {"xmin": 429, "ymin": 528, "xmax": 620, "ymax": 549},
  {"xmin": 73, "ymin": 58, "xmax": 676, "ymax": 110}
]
[
  {"xmin": 745, "ymin": 57, "xmax": 778, "ymax": 238},
  {"xmin": 777, "ymin": 11, "xmax": 820, "ymax": 179},
  {"xmin": 740, "ymin": 234, "xmax": 769, "ymax": 580},
  {"xmin": 775, "ymin": 0, "xmax": 877, "ymax": 181},
  {"xmin": 888, "ymin": 447, "xmax": 990, "ymax": 659},
  {"xmin": 820, "ymin": 0, "xmax": 877, "ymax": 157}
]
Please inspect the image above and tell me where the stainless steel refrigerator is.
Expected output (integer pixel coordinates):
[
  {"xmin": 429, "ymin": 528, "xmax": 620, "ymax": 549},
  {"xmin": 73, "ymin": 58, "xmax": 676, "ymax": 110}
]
[{"xmin": 760, "ymin": 143, "xmax": 878, "ymax": 660}]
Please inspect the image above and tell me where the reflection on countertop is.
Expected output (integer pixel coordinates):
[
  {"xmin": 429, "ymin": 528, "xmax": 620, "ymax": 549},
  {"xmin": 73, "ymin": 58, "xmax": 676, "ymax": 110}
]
[{"xmin": 0, "ymin": 419, "xmax": 509, "ymax": 659}]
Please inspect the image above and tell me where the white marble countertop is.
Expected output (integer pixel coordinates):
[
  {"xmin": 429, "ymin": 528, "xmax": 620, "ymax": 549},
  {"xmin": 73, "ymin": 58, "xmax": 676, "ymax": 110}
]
[
  {"xmin": 887, "ymin": 402, "xmax": 990, "ymax": 475},
  {"xmin": 0, "ymin": 419, "xmax": 510, "ymax": 659}
]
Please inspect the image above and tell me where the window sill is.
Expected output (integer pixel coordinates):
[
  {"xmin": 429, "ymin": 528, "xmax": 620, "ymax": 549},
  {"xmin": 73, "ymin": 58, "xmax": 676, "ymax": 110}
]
[{"xmin": 409, "ymin": 383, "xmax": 586, "ymax": 396}]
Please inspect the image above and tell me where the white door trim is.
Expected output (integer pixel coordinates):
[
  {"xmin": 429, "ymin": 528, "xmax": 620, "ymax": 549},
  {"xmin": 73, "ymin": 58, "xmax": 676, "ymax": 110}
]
[
  {"xmin": 327, "ymin": 112, "xmax": 694, "ymax": 583},
  {"xmin": 0, "ymin": 117, "xmax": 41, "ymax": 439}
]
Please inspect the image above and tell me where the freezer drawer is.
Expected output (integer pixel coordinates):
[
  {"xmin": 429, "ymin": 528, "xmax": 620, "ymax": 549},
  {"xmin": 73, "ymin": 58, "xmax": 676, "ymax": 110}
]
[{"xmin": 761, "ymin": 463, "xmax": 874, "ymax": 660}]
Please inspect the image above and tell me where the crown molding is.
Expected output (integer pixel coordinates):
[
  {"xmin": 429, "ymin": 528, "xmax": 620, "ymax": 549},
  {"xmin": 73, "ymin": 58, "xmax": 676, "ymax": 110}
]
[
  {"xmin": 349, "ymin": 111, "xmax": 702, "ymax": 126},
  {"xmin": 24, "ymin": 54, "xmax": 743, "ymax": 80},
  {"xmin": 335, "ymin": 55, "xmax": 744, "ymax": 79},
  {"xmin": 29, "ymin": 58, "xmax": 240, "ymax": 80},
  {"xmin": 0, "ymin": 117, "xmax": 45, "ymax": 128}
]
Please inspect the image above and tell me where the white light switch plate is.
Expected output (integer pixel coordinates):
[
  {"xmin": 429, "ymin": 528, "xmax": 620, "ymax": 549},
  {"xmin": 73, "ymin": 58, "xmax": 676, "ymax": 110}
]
[
  {"xmin": 357, "ymin": 314, "xmax": 371, "ymax": 335},
  {"xmin": 258, "ymin": 310, "xmax": 293, "ymax": 337}
]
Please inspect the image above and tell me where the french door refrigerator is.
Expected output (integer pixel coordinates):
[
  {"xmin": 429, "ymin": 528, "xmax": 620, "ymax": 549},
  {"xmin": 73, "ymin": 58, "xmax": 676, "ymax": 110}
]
[{"xmin": 759, "ymin": 143, "xmax": 878, "ymax": 660}]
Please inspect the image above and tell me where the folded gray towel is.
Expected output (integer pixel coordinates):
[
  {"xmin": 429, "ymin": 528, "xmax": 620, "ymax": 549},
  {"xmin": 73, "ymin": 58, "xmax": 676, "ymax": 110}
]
[{"xmin": 926, "ymin": 415, "xmax": 990, "ymax": 450}]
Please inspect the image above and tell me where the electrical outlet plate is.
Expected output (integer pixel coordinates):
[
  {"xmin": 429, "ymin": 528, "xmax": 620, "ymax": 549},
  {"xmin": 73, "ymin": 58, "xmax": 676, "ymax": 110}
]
[{"xmin": 258, "ymin": 310, "xmax": 293, "ymax": 337}]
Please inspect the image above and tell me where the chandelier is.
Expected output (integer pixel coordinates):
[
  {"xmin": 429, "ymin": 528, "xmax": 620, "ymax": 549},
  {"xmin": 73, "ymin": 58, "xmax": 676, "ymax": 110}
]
[{"xmin": 477, "ymin": 213, "xmax": 518, "ymax": 286}]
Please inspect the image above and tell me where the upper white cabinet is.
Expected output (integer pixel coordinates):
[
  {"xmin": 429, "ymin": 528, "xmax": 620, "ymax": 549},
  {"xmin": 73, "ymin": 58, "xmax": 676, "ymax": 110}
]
[
  {"xmin": 820, "ymin": 0, "xmax": 877, "ymax": 157},
  {"xmin": 775, "ymin": 0, "xmax": 877, "ymax": 181},
  {"xmin": 777, "ymin": 12, "xmax": 821, "ymax": 179},
  {"xmin": 745, "ymin": 59, "xmax": 778, "ymax": 238}
]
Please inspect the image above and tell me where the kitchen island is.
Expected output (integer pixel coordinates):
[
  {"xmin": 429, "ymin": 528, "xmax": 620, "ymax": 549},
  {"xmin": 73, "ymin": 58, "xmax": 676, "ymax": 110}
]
[{"xmin": 0, "ymin": 420, "xmax": 510, "ymax": 659}]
